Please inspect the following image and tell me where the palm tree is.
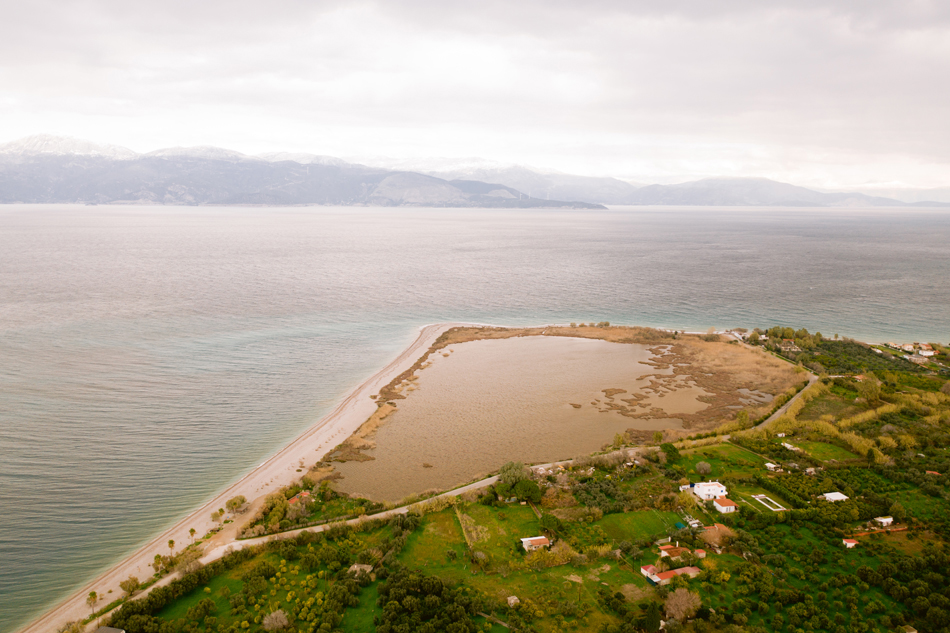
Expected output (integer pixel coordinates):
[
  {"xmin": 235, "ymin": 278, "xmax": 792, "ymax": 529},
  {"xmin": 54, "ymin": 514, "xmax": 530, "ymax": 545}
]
[
  {"xmin": 168, "ymin": 539, "xmax": 175, "ymax": 556},
  {"xmin": 189, "ymin": 527, "xmax": 196, "ymax": 543}
]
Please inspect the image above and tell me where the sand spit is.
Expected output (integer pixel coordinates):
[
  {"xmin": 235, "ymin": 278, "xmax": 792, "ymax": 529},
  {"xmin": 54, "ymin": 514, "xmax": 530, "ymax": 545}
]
[{"xmin": 17, "ymin": 322, "xmax": 464, "ymax": 633}]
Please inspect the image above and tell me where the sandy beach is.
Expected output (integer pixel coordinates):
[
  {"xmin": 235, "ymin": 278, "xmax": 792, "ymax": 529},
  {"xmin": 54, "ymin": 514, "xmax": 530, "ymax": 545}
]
[{"xmin": 18, "ymin": 322, "xmax": 465, "ymax": 633}]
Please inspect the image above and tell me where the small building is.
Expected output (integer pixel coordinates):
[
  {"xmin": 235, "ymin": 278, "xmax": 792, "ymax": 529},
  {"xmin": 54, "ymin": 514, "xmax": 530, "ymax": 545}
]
[
  {"xmin": 779, "ymin": 339, "xmax": 801, "ymax": 353},
  {"xmin": 919, "ymin": 349, "xmax": 935, "ymax": 357},
  {"xmin": 640, "ymin": 564, "xmax": 659, "ymax": 578},
  {"xmin": 694, "ymin": 549, "xmax": 706, "ymax": 559},
  {"xmin": 902, "ymin": 344, "xmax": 915, "ymax": 353},
  {"xmin": 820, "ymin": 492, "xmax": 849, "ymax": 502},
  {"xmin": 900, "ymin": 625, "xmax": 918, "ymax": 633},
  {"xmin": 288, "ymin": 490, "xmax": 312, "ymax": 505},
  {"xmin": 714, "ymin": 497, "xmax": 738, "ymax": 514},
  {"xmin": 659, "ymin": 544, "xmax": 690, "ymax": 560},
  {"xmin": 776, "ymin": 432, "xmax": 787, "ymax": 438},
  {"xmin": 843, "ymin": 538, "xmax": 859, "ymax": 549},
  {"xmin": 909, "ymin": 354, "xmax": 928, "ymax": 364},
  {"xmin": 765, "ymin": 462, "xmax": 779, "ymax": 472},
  {"xmin": 349, "ymin": 563, "xmax": 373, "ymax": 574},
  {"xmin": 507, "ymin": 596, "xmax": 520, "ymax": 607},
  {"xmin": 781, "ymin": 442, "xmax": 801, "ymax": 452},
  {"xmin": 650, "ymin": 566, "xmax": 702, "ymax": 586},
  {"xmin": 875, "ymin": 516, "xmax": 894, "ymax": 527},
  {"xmin": 805, "ymin": 467, "xmax": 817, "ymax": 476},
  {"xmin": 521, "ymin": 536, "xmax": 551, "ymax": 552},
  {"xmin": 692, "ymin": 481, "xmax": 728, "ymax": 500}
]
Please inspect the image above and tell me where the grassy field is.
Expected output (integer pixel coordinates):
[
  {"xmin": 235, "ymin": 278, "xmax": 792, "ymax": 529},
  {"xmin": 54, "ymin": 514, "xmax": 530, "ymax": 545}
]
[
  {"xmin": 797, "ymin": 392, "xmax": 868, "ymax": 421},
  {"xmin": 597, "ymin": 509, "xmax": 683, "ymax": 542},
  {"xmin": 795, "ymin": 440, "xmax": 860, "ymax": 462},
  {"xmin": 680, "ymin": 443, "xmax": 767, "ymax": 480}
]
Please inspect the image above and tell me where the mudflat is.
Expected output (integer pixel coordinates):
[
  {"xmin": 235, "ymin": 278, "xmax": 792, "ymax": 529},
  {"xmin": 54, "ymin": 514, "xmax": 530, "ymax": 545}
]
[{"xmin": 331, "ymin": 327, "xmax": 800, "ymax": 501}]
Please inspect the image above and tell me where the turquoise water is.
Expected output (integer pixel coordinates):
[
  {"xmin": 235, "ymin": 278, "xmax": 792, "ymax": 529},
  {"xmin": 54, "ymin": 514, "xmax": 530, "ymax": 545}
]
[{"xmin": 1, "ymin": 205, "xmax": 948, "ymax": 631}]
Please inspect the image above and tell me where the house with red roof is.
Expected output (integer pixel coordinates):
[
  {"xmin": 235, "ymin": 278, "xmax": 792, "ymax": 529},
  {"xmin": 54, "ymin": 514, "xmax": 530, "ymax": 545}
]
[
  {"xmin": 288, "ymin": 490, "xmax": 312, "ymax": 505},
  {"xmin": 843, "ymin": 538, "xmax": 858, "ymax": 549},
  {"xmin": 714, "ymin": 497, "xmax": 737, "ymax": 514},
  {"xmin": 521, "ymin": 536, "xmax": 551, "ymax": 552}
]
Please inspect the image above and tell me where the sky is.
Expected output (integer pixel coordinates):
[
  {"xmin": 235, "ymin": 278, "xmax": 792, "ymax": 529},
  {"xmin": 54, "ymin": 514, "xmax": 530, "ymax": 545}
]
[{"xmin": 1, "ymin": 0, "xmax": 949, "ymax": 188}]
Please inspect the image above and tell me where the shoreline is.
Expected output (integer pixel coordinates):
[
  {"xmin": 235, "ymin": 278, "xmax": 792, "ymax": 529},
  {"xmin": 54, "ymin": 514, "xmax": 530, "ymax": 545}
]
[
  {"xmin": 17, "ymin": 322, "xmax": 470, "ymax": 633},
  {"xmin": 15, "ymin": 321, "xmax": 899, "ymax": 632}
]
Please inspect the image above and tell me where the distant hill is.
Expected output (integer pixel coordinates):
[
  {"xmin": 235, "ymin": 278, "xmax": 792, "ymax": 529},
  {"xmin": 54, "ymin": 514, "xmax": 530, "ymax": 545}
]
[
  {"xmin": 620, "ymin": 177, "xmax": 923, "ymax": 207},
  {"xmin": 422, "ymin": 165, "xmax": 644, "ymax": 205},
  {"xmin": 0, "ymin": 135, "xmax": 603, "ymax": 208},
  {"xmin": 2, "ymin": 135, "xmax": 945, "ymax": 208}
]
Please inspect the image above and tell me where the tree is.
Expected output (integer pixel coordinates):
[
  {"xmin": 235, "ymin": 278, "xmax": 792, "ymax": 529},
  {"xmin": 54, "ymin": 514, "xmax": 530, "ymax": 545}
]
[
  {"xmin": 748, "ymin": 331, "xmax": 761, "ymax": 344},
  {"xmin": 86, "ymin": 591, "xmax": 98, "ymax": 615},
  {"xmin": 696, "ymin": 461, "xmax": 712, "ymax": 475},
  {"xmin": 119, "ymin": 575, "xmax": 140, "ymax": 598},
  {"xmin": 167, "ymin": 539, "xmax": 175, "ymax": 555},
  {"xmin": 644, "ymin": 600, "xmax": 663, "ymax": 632},
  {"xmin": 857, "ymin": 375, "xmax": 881, "ymax": 403},
  {"xmin": 498, "ymin": 461, "xmax": 530, "ymax": 486},
  {"xmin": 665, "ymin": 588, "xmax": 701, "ymax": 621},
  {"xmin": 652, "ymin": 431, "xmax": 664, "ymax": 444},
  {"xmin": 513, "ymin": 479, "xmax": 542, "ymax": 503},
  {"xmin": 189, "ymin": 527, "xmax": 196, "ymax": 542},
  {"xmin": 539, "ymin": 513, "xmax": 562, "ymax": 535},
  {"xmin": 889, "ymin": 502, "xmax": 907, "ymax": 522},
  {"xmin": 660, "ymin": 443, "xmax": 681, "ymax": 463},
  {"xmin": 263, "ymin": 609, "xmax": 289, "ymax": 631},
  {"xmin": 57, "ymin": 622, "xmax": 84, "ymax": 633},
  {"xmin": 226, "ymin": 495, "xmax": 247, "ymax": 513}
]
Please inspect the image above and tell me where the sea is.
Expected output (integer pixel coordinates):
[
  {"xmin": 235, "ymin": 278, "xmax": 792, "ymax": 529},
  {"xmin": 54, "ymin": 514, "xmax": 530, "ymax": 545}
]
[{"xmin": 1, "ymin": 204, "xmax": 948, "ymax": 632}]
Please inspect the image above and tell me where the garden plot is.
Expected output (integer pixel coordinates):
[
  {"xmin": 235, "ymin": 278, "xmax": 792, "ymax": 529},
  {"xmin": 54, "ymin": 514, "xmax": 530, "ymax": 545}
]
[{"xmin": 751, "ymin": 494, "xmax": 786, "ymax": 511}]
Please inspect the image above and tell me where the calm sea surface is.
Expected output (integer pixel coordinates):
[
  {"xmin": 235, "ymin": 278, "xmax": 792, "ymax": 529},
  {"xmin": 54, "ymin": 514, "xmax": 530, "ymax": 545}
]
[{"xmin": 1, "ymin": 205, "xmax": 948, "ymax": 631}]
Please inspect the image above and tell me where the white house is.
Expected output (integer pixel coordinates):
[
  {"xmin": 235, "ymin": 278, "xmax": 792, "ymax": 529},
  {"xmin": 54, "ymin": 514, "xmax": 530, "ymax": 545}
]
[
  {"xmin": 776, "ymin": 433, "xmax": 787, "ymax": 438},
  {"xmin": 714, "ymin": 497, "xmax": 738, "ymax": 514},
  {"xmin": 843, "ymin": 539, "xmax": 859, "ymax": 549},
  {"xmin": 692, "ymin": 481, "xmax": 728, "ymax": 500},
  {"xmin": 919, "ymin": 349, "xmax": 935, "ymax": 357},
  {"xmin": 820, "ymin": 492, "xmax": 849, "ymax": 502},
  {"xmin": 521, "ymin": 536, "xmax": 550, "ymax": 552},
  {"xmin": 781, "ymin": 442, "xmax": 801, "ymax": 452},
  {"xmin": 875, "ymin": 516, "xmax": 894, "ymax": 527},
  {"xmin": 765, "ymin": 462, "xmax": 779, "ymax": 472}
]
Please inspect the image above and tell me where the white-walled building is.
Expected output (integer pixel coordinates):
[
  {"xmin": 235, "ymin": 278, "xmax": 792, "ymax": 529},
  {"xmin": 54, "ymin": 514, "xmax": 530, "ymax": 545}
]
[
  {"xmin": 875, "ymin": 516, "xmax": 894, "ymax": 527},
  {"xmin": 821, "ymin": 492, "xmax": 849, "ymax": 502},
  {"xmin": 714, "ymin": 497, "xmax": 738, "ymax": 513},
  {"xmin": 692, "ymin": 481, "xmax": 728, "ymax": 500}
]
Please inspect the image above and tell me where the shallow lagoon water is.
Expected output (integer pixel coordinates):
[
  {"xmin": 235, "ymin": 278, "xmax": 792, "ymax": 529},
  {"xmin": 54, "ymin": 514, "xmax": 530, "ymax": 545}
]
[
  {"xmin": 2, "ymin": 204, "xmax": 949, "ymax": 632},
  {"xmin": 334, "ymin": 336, "xmax": 685, "ymax": 501}
]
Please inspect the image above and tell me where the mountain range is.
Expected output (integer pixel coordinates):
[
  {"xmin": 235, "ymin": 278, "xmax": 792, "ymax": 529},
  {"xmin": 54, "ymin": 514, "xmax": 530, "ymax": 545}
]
[{"xmin": 1, "ymin": 135, "xmax": 946, "ymax": 208}]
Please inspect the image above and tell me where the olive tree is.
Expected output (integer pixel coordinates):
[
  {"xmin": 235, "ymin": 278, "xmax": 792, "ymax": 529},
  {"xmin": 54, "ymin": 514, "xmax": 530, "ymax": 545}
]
[
  {"xmin": 263, "ymin": 609, "xmax": 289, "ymax": 631},
  {"xmin": 696, "ymin": 461, "xmax": 712, "ymax": 475},
  {"xmin": 665, "ymin": 587, "xmax": 701, "ymax": 621}
]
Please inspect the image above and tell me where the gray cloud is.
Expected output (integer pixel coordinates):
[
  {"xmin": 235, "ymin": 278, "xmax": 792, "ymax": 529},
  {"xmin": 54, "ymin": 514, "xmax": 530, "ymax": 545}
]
[{"xmin": 0, "ymin": 0, "xmax": 948, "ymax": 187}]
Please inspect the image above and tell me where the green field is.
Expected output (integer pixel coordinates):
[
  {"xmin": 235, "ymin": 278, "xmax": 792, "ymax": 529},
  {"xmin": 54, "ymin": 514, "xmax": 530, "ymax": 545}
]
[
  {"xmin": 794, "ymin": 440, "xmax": 860, "ymax": 462},
  {"xmin": 597, "ymin": 509, "xmax": 682, "ymax": 542},
  {"xmin": 680, "ymin": 443, "xmax": 767, "ymax": 480}
]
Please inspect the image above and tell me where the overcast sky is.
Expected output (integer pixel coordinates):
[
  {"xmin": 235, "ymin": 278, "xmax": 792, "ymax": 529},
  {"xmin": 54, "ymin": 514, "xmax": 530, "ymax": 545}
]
[{"xmin": 1, "ymin": 0, "xmax": 948, "ymax": 188}]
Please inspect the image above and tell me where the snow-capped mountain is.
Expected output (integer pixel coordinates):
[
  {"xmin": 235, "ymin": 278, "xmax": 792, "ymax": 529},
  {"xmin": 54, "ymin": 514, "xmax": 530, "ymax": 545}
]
[
  {"xmin": 257, "ymin": 152, "xmax": 349, "ymax": 166},
  {"xmin": 0, "ymin": 134, "xmax": 138, "ymax": 160},
  {"xmin": 144, "ymin": 146, "xmax": 250, "ymax": 161}
]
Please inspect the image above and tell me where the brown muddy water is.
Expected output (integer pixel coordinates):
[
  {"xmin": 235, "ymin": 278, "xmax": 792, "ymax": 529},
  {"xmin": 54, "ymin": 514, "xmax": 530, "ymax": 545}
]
[{"xmin": 334, "ymin": 336, "xmax": 705, "ymax": 501}]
